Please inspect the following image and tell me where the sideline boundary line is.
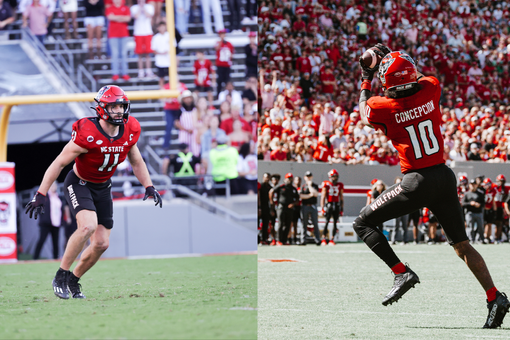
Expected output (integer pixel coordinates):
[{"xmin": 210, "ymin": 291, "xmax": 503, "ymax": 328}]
[{"xmin": 0, "ymin": 250, "xmax": 257, "ymax": 265}]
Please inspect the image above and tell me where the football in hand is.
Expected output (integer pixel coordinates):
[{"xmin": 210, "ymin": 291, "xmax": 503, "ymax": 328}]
[{"xmin": 360, "ymin": 47, "xmax": 384, "ymax": 70}]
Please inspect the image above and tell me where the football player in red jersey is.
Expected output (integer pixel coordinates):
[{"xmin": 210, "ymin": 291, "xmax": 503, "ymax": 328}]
[
  {"xmin": 355, "ymin": 45, "xmax": 509, "ymax": 327},
  {"xmin": 457, "ymin": 175, "xmax": 469, "ymax": 202},
  {"xmin": 25, "ymin": 85, "xmax": 162, "ymax": 300},
  {"xmin": 493, "ymin": 174, "xmax": 509, "ymax": 244},
  {"xmin": 320, "ymin": 169, "xmax": 344, "ymax": 246},
  {"xmin": 482, "ymin": 178, "xmax": 497, "ymax": 243}
]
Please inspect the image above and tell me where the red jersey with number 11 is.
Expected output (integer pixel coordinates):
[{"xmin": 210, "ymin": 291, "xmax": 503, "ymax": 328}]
[
  {"xmin": 72, "ymin": 117, "xmax": 141, "ymax": 183},
  {"xmin": 366, "ymin": 76, "xmax": 444, "ymax": 173},
  {"xmin": 321, "ymin": 181, "xmax": 344, "ymax": 203}
]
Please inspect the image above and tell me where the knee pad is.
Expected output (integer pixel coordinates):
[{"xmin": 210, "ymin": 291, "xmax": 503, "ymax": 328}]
[{"xmin": 353, "ymin": 216, "xmax": 381, "ymax": 240}]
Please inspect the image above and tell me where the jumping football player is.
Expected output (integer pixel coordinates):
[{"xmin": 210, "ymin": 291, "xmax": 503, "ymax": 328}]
[
  {"xmin": 355, "ymin": 44, "xmax": 509, "ymax": 328},
  {"xmin": 320, "ymin": 169, "xmax": 344, "ymax": 246},
  {"xmin": 25, "ymin": 85, "xmax": 162, "ymax": 300}
]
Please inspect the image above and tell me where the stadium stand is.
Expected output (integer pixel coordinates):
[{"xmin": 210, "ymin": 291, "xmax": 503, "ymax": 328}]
[
  {"xmin": 258, "ymin": 0, "xmax": 510, "ymax": 165},
  {"xmin": 4, "ymin": 0, "xmax": 257, "ymax": 171}
]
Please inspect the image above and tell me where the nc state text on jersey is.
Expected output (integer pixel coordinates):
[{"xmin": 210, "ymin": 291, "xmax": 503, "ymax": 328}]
[
  {"xmin": 101, "ymin": 146, "xmax": 124, "ymax": 153},
  {"xmin": 395, "ymin": 100, "xmax": 435, "ymax": 124}
]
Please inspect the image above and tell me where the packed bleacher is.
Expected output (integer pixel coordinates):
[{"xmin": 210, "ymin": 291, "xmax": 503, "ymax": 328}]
[
  {"xmin": 1, "ymin": 0, "xmax": 258, "ymax": 196},
  {"xmin": 257, "ymin": 0, "xmax": 510, "ymax": 165}
]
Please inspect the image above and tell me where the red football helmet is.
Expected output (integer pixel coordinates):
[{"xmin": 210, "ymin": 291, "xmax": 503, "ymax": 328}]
[
  {"xmin": 328, "ymin": 169, "xmax": 339, "ymax": 178},
  {"xmin": 378, "ymin": 51, "xmax": 418, "ymax": 92},
  {"xmin": 93, "ymin": 85, "xmax": 130, "ymax": 125},
  {"xmin": 459, "ymin": 175, "xmax": 468, "ymax": 185},
  {"xmin": 482, "ymin": 178, "xmax": 492, "ymax": 187},
  {"xmin": 496, "ymin": 174, "xmax": 506, "ymax": 182},
  {"xmin": 285, "ymin": 172, "xmax": 294, "ymax": 179}
]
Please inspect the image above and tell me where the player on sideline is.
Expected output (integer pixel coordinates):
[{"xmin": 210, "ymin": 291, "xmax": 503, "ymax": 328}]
[
  {"xmin": 320, "ymin": 169, "xmax": 344, "ymax": 245},
  {"xmin": 355, "ymin": 45, "xmax": 509, "ymax": 328},
  {"xmin": 25, "ymin": 85, "xmax": 162, "ymax": 300}
]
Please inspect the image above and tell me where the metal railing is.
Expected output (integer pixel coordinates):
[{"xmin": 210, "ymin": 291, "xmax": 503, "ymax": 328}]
[
  {"xmin": 21, "ymin": 28, "xmax": 90, "ymax": 116},
  {"xmin": 77, "ymin": 64, "xmax": 97, "ymax": 93},
  {"xmin": 173, "ymin": 184, "xmax": 256, "ymax": 222},
  {"xmin": 143, "ymin": 144, "xmax": 164, "ymax": 175},
  {"xmin": 50, "ymin": 36, "xmax": 75, "ymax": 82}
]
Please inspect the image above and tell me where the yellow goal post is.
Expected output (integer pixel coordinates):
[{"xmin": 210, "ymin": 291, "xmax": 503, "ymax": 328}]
[{"xmin": 0, "ymin": 0, "xmax": 179, "ymax": 162}]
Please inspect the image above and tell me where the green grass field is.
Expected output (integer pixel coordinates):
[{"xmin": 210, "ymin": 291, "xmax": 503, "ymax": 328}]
[
  {"xmin": 259, "ymin": 243, "xmax": 510, "ymax": 340},
  {"xmin": 0, "ymin": 254, "xmax": 257, "ymax": 339}
]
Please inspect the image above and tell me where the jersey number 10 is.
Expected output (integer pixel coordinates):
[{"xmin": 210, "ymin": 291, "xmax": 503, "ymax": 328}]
[
  {"xmin": 404, "ymin": 119, "xmax": 440, "ymax": 159},
  {"xmin": 98, "ymin": 153, "xmax": 120, "ymax": 172}
]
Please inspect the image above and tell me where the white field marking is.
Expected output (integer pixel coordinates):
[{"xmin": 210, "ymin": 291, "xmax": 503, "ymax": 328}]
[
  {"xmin": 229, "ymin": 307, "xmax": 257, "ymax": 311},
  {"xmin": 128, "ymin": 251, "xmax": 257, "ymax": 260},
  {"xmin": 310, "ymin": 250, "xmax": 429, "ymax": 254},
  {"xmin": 260, "ymin": 308, "xmax": 481, "ymax": 319},
  {"xmin": 465, "ymin": 336, "xmax": 510, "ymax": 339},
  {"xmin": 258, "ymin": 258, "xmax": 307, "ymax": 263}
]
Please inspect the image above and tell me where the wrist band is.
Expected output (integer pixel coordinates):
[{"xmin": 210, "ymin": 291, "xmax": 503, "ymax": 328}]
[{"xmin": 361, "ymin": 80, "xmax": 372, "ymax": 91}]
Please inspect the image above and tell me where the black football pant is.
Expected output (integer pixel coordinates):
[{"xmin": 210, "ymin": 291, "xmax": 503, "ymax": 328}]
[
  {"xmin": 34, "ymin": 223, "xmax": 60, "ymax": 260},
  {"xmin": 276, "ymin": 206, "xmax": 292, "ymax": 244},
  {"xmin": 324, "ymin": 202, "xmax": 340, "ymax": 240},
  {"xmin": 353, "ymin": 164, "xmax": 469, "ymax": 269},
  {"xmin": 260, "ymin": 207, "xmax": 270, "ymax": 243}
]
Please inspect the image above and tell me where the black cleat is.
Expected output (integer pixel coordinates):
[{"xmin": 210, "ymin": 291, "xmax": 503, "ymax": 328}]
[
  {"xmin": 68, "ymin": 273, "xmax": 86, "ymax": 299},
  {"xmin": 52, "ymin": 270, "xmax": 69, "ymax": 299},
  {"xmin": 484, "ymin": 291, "xmax": 510, "ymax": 328},
  {"xmin": 382, "ymin": 265, "xmax": 420, "ymax": 306}
]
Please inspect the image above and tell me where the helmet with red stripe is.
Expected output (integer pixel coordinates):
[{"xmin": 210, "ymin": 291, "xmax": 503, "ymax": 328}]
[
  {"xmin": 378, "ymin": 51, "xmax": 418, "ymax": 92},
  {"xmin": 328, "ymin": 169, "xmax": 338, "ymax": 178},
  {"xmin": 93, "ymin": 85, "xmax": 130, "ymax": 125},
  {"xmin": 496, "ymin": 174, "xmax": 506, "ymax": 182},
  {"xmin": 482, "ymin": 178, "xmax": 492, "ymax": 188}
]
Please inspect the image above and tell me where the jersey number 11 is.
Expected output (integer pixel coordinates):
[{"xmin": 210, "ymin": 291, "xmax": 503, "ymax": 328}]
[{"xmin": 98, "ymin": 153, "xmax": 120, "ymax": 172}]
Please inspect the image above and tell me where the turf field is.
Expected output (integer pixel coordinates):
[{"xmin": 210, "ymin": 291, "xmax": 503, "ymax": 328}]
[
  {"xmin": 259, "ymin": 243, "xmax": 510, "ymax": 340},
  {"xmin": 0, "ymin": 254, "xmax": 257, "ymax": 339}
]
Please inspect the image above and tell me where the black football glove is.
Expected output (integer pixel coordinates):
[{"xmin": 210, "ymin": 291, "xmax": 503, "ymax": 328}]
[
  {"xmin": 359, "ymin": 43, "xmax": 393, "ymax": 81},
  {"xmin": 25, "ymin": 191, "xmax": 46, "ymax": 220},
  {"xmin": 143, "ymin": 186, "xmax": 162, "ymax": 208},
  {"xmin": 374, "ymin": 43, "xmax": 392, "ymax": 57},
  {"xmin": 359, "ymin": 57, "xmax": 377, "ymax": 82}
]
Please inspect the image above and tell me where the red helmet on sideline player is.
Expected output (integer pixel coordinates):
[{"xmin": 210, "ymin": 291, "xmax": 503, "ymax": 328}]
[
  {"xmin": 482, "ymin": 178, "xmax": 492, "ymax": 187},
  {"xmin": 328, "ymin": 169, "xmax": 338, "ymax": 177},
  {"xmin": 496, "ymin": 174, "xmax": 506, "ymax": 182},
  {"xmin": 378, "ymin": 51, "xmax": 418, "ymax": 92},
  {"xmin": 285, "ymin": 172, "xmax": 294, "ymax": 179},
  {"xmin": 459, "ymin": 175, "xmax": 468, "ymax": 185},
  {"xmin": 93, "ymin": 85, "xmax": 131, "ymax": 125},
  {"xmin": 328, "ymin": 169, "xmax": 338, "ymax": 182}
]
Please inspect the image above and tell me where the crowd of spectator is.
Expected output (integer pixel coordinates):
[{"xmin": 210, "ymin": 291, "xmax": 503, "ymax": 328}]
[
  {"xmin": 1, "ymin": 0, "xmax": 255, "ymax": 45},
  {"xmin": 157, "ymin": 31, "xmax": 259, "ymax": 196},
  {"xmin": 257, "ymin": 0, "xmax": 510, "ymax": 166}
]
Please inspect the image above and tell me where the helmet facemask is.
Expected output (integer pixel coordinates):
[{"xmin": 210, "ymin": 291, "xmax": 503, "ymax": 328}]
[
  {"xmin": 93, "ymin": 85, "xmax": 131, "ymax": 125},
  {"xmin": 104, "ymin": 101, "xmax": 130, "ymax": 125}
]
